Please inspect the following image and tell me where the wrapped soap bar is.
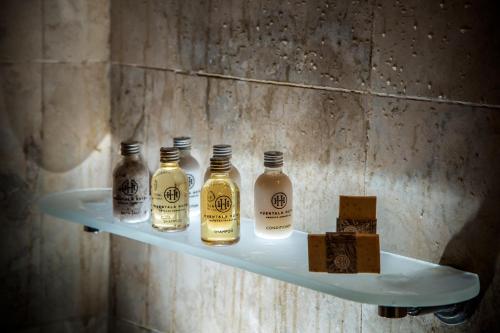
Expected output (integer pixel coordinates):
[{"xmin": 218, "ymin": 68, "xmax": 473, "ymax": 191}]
[
  {"xmin": 308, "ymin": 232, "xmax": 380, "ymax": 273},
  {"xmin": 337, "ymin": 195, "xmax": 377, "ymax": 233}
]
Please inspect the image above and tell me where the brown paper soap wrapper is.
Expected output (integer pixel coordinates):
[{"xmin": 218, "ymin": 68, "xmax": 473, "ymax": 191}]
[
  {"xmin": 337, "ymin": 195, "xmax": 377, "ymax": 233},
  {"xmin": 339, "ymin": 195, "xmax": 377, "ymax": 220},
  {"xmin": 336, "ymin": 218, "xmax": 377, "ymax": 233},
  {"xmin": 308, "ymin": 232, "xmax": 380, "ymax": 273}
]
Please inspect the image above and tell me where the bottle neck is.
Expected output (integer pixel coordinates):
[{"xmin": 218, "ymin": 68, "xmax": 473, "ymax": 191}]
[
  {"xmin": 210, "ymin": 170, "xmax": 230, "ymax": 178},
  {"xmin": 214, "ymin": 155, "xmax": 231, "ymax": 160},
  {"xmin": 265, "ymin": 166, "xmax": 283, "ymax": 173},
  {"xmin": 122, "ymin": 153, "xmax": 141, "ymax": 161},
  {"xmin": 178, "ymin": 149, "xmax": 191, "ymax": 157},
  {"xmin": 160, "ymin": 161, "xmax": 180, "ymax": 168}
]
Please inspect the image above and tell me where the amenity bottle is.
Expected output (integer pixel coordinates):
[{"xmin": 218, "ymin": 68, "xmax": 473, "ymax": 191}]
[
  {"xmin": 112, "ymin": 141, "xmax": 150, "ymax": 223},
  {"xmin": 204, "ymin": 144, "xmax": 241, "ymax": 188},
  {"xmin": 254, "ymin": 151, "xmax": 293, "ymax": 239},
  {"xmin": 201, "ymin": 157, "xmax": 240, "ymax": 245},
  {"xmin": 151, "ymin": 147, "xmax": 190, "ymax": 231},
  {"xmin": 173, "ymin": 136, "xmax": 201, "ymax": 215}
]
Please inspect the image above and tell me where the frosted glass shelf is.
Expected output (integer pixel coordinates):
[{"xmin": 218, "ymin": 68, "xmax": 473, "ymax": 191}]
[{"xmin": 38, "ymin": 188, "xmax": 479, "ymax": 307}]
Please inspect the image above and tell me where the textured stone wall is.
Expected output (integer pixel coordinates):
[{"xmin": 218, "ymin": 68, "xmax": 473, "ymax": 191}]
[
  {"xmin": 109, "ymin": 1, "xmax": 500, "ymax": 332},
  {"xmin": 0, "ymin": 1, "xmax": 111, "ymax": 331},
  {"xmin": 1, "ymin": 0, "xmax": 499, "ymax": 332}
]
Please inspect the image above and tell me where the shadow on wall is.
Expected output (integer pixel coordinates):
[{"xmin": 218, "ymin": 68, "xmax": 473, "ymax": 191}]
[
  {"xmin": 0, "ymin": 63, "xmax": 110, "ymax": 174},
  {"xmin": 436, "ymin": 112, "xmax": 500, "ymax": 332},
  {"xmin": 440, "ymin": 194, "xmax": 500, "ymax": 330}
]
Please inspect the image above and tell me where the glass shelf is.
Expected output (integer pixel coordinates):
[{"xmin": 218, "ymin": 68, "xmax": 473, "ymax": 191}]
[{"xmin": 38, "ymin": 188, "xmax": 479, "ymax": 307}]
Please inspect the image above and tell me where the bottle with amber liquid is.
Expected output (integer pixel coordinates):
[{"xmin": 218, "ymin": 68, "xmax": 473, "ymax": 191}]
[
  {"xmin": 173, "ymin": 136, "xmax": 201, "ymax": 215},
  {"xmin": 254, "ymin": 151, "xmax": 293, "ymax": 239},
  {"xmin": 201, "ymin": 157, "xmax": 240, "ymax": 245},
  {"xmin": 204, "ymin": 144, "xmax": 241, "ymax": 188},
  {"xmin": 151, "ymin": 147, "xmax": 189, "ymax": 231}
]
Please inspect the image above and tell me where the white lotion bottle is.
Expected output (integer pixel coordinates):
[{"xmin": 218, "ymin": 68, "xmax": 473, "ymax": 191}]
[{"xmin": 254, "ymin": 151, "xmax": 293, "ymax": 239}]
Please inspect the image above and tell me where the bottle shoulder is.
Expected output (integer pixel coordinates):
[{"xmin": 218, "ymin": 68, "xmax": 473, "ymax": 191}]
[
  {"xmin": 113, "ymin": 158, "xmax": 149, "ymax": 177},
  {"xmin": 179, "ymin": 154, "xmax": 200, "ymax": 170},
  {"xmin": 152, "ymin": 166, "xmax": 187, "ymax": 178},
  {"xmin": 230, "ymin": 163, "xmax": 240, "ymax": 175},
  {"xmin": 255, "ymin": 171, "xmax": 292, "ymax": 187},
  {"xmin": 203, "ymin": 177, "xmax": 239, "ymax": 192}
]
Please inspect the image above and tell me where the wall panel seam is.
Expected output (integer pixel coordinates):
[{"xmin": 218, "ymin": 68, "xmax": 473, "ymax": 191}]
[
  {"xmin": 111, "ymin": 63, "xmax": 500, "ymax": 110},
  {"xmin": 0, "ymin": 60, "xmax": 109, "ymax": 65}
]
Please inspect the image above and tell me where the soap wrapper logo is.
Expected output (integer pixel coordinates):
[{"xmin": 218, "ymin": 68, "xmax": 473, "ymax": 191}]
[
  {"xmin": 325, "ymin": 233, "xmax": 357, "ymax": 273},
  {"xmin": 164, "ymin": 186, "xmax": 180, "ymax": 203},
  {"xmin": 334, "ymin": 254, "xmax": 350, "ymax": 270},
  {"xmin": 271, "ymin": 192, "xmax": 287, "ymax": 209},
  {"xmin": 119, "ymin": 179, "xmax": 139, "ymax": 196},
  {"xmin": 336, "ymin": 218, "xmax": 377, "ymax": 234}
]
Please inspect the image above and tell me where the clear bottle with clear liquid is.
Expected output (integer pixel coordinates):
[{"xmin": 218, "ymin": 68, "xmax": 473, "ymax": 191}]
[
  {"xmin": 173, "ymin": 136, "xmax": 201, "ymax": 216},
  {"xmin": 201, "ymin": 157, "xmax": 240, "ymax": 245},
  {"xmin": 151, "ymin": 147, "xmax": 190, "ymax": 231},
  {"xmin": 254, "ymin": 151, "xmax": 293, "ymax": 239}
]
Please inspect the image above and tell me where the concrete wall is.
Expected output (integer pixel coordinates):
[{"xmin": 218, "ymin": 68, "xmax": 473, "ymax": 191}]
[
  {"xmin": 109, "ymin": 0, "xmax": 500, "ymax": 332},
  {"xmin": 0, "ymin": 1, "xmax": 110, "ymax": 332},
  {"xmin": 1, "ymin": 0, "xmax": 499, "ymax": 332}
]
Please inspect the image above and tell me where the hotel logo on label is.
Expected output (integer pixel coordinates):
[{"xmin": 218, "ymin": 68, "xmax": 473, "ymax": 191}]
[
  {"xmin": 187, "ymin": 174, "xmax": 195, "ymax": 189},
  {"xmin": 271, "ymin": 192, "xmax": 287, "ymax": 209},
  {"xmin": 164, "ymin": 186, "xmax": 180, "ymax": 203},
  {"xmin": 120, "ymin": 179, "xmax": 138, "ymax": 196},
  {"xmin": 215, "ymin": 195, "xmax": 232, "ymax": 212}
]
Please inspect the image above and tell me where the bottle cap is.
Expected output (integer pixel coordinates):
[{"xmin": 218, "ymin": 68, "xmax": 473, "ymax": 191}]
[
  {"xmin": 213, "ymin": 144, "xmax": 232, "ymax": 158},
  {"xmin": 210, "ymin": 157, "xmax": 231, "ymax": 172},
  {"xmin": 173, "ymin": 136, "xmax": 192, "ymax": 150},
  {"xmin": 121, "ymin": 141, "xmax": 141, "ymax": 155},
  {"xmin": 160, "ymin": 147, "xmax": 180, "ymax": 162},
  {"xmin": 264, "ymin": 151, "xmax": 283, "ymax": 168}
]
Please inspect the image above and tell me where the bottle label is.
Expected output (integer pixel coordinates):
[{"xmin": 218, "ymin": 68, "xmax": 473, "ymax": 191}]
[
  {"xmin": 257, "ymin": 191, "xmax": 292, "ymax": 232},
  {"xmin": 164, "ymin": 186, "xmax": 180, "ymax": 203},
  {"xmin": 204, "ymin": 194, "xmax": 238, "ymax": 224},
  {"xmin": 215, "ymin": 195, "xmax": 232, "ymax": 212},
  {"xmin": 120, "ymin": 179, "xmax": 139, "ymax": 196},
  {"xmin": 187, "ymin": 174, "xmax": 195, "ymax": 190},
  {"xmin": 201, "ymin": 185, "xmax": 240, "ymax": 241},
  {"xmin": 186, "ymin": 173, "xmax": 200, "ymax": 209},
  {"xmin": 152, "ymin": 174, "xmax": 190, "ymax": 229},
  {"xmin": 260, "ymin": 191, "xmax": 292, "ymax": 229},
  {"xmin": 271, "ymin": 192, "xmax": 287, "ymax": 209},
  {"xmin": 113, "ymin": 177, "xmax": 149, "ymax": 219},
  {"xmin": 151, "ymin": 200, "xmax": 189, "ymax": 227}
]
